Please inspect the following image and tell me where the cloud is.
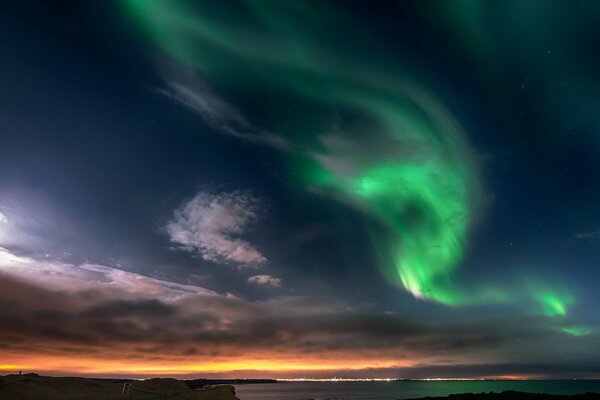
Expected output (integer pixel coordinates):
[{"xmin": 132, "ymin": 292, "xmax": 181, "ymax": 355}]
[
  {"xmin": 0, "ymin": 247, "xmax": 216, "ymax": 301},
  {"xmin": 573, "ymin": 230, "xmax": 600, "ymax": 242},
  {"xmin": 0, "ymin": 212, "xmax": 7, "ymax": 224},
  {"xmin": 160, "ymin": 68, "xmax": 288, "ymax": 149},
  {"xmin": 1, "ymin": 247, "xmax": 598, "ymax": 379},
  {"xmin": 167, "ymin": 191, "xmax": 267, "ymax": 266},
  {"xmin": 247, "ymin": 274, "xmax": 282, "ymax": 287}
]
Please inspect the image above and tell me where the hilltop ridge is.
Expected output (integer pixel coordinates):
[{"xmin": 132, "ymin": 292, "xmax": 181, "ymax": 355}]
[{"xmin": 0, "ymin": 374, "xmax": 240, "ymax": 400}]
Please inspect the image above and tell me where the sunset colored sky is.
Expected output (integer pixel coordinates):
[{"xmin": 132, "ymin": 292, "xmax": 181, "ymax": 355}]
[{"xmin": 0, "ymin": 1, "xmax": 599, "ymax": 379}]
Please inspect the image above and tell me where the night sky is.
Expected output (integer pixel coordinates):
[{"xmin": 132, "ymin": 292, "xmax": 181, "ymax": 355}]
[{"xmin": 0, "ymin": 0, "xmax": 599, "ymax": 379}]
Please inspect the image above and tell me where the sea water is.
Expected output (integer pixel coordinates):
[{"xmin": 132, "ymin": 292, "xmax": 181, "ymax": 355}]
[{"xmin": 235, "ymin": 380, "xmax": 600, "ymax": 400}]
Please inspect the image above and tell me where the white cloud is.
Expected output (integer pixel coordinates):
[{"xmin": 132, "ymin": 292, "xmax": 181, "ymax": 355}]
[
  {"xmin": 248, "ymin": 274, "xmax": 282, "ymax": 287},
  {"xmin": 0, "ymin": 247, "xmax": 216, "ymax": 301},
  {"xmin": 0, "ymin": 212, "xmax": 7, "ymax": 224},
  {"xmin": 159, "ymin": 68, "xmax": 288, "ymax": 149},
  {"xmin": 167, "ymin": 190, "xmax": 267, "ymax": 266}
]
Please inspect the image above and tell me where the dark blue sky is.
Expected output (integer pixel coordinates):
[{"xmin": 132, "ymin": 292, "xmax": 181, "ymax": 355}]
[{"xmin": 0, "ymin": 1, "xmax": 598, "ymax": 378}]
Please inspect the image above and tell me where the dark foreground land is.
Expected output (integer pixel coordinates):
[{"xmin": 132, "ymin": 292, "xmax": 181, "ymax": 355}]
[
  {"xmin": 408, "ymin": 391, "xmax": 600, "ymax": 400},
  {"xmin": 0, "ymin": 374, "xmax": 241, "ymax": 400},
  {"xmin": 2, "ymin": 375, "xmax": 600, "ymax": 400}
]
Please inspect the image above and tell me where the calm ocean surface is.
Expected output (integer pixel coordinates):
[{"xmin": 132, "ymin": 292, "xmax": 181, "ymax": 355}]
[{"xmin": 234, "ymin": 381, "xmax": 600, "ymax": 400}]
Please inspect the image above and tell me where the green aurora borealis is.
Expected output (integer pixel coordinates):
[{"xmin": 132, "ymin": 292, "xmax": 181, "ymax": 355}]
[
  {"xmin": 123, "ymin": 0, "xmax": 580, "ymax": 324},
  {"xmin": 2, "ymin": 0, "xmax": 600, "ymax": 379}
]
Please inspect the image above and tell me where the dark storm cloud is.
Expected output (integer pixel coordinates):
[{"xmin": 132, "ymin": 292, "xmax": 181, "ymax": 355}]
[
  {"xmin": 0, "ymin": 247, "xmax": 597, "ymax": 378},
  {"xmin": 83, "ymin": 299, "xmax": 177, "ymax": 319}
]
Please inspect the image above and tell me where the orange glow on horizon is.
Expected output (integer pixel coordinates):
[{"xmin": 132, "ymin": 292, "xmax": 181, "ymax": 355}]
[
  {"xmin": 481, "ymin": 375, "xmax": 537, "ymax": 380},
  {"xmin": 0, "ymin": 354, "xmax": 417, "ymax": 377},
  {"xmin": 0, "ymin": 356, "xmax": 550, "ymax": 381},
  {"xmin": 0, "ymin": 365, "xmax": 24, "ymax": 370},
  {"xmin": 2, "ymin": 354, "xmax": 542, "ymax": 380}
]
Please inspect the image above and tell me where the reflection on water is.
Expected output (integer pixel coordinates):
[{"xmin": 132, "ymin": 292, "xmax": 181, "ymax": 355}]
[{"xmin": 235, "ymin": 380, "xmax": 600, "ymax": 400}]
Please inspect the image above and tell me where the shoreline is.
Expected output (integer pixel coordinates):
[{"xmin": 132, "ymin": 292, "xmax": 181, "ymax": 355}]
[{"xmin": 2, "ymin": 374, "xmax": 600, "ymax": 400}]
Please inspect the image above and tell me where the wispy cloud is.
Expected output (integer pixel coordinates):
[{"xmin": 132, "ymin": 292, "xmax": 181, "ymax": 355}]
[
  {"xmin": 0, "ymin": 247, "xmax": 215, "ymax": 301},
  {"xmin": 167, "ymin": 190, "xmax": 267, "ymax": 266},
  {"xmin": 0, "ymin": 212, "xmax": 7, "ymax": 224},
  {"xmin": 573, "ymin": 230, "xmax": 600, "ymax": 242},
  {"xmin": 248, "ymin": 274, "xmax": 282, "ymax": 287},
  {"xmin": 159, "ymin": 68, "xmax": 288, "ymax": 149}
]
